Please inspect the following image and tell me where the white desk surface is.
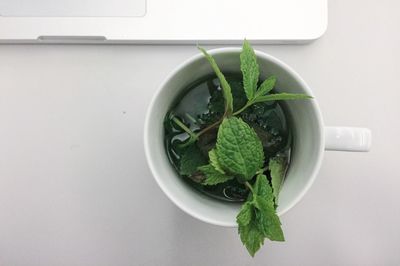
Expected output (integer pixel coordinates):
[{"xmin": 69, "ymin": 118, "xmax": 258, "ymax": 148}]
[{"xmin": 1, "ymin": 0, "xmax": 399, "ymax": 265}]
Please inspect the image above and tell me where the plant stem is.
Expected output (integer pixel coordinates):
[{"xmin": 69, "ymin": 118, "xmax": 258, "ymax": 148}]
[
  {"xmin": 232, "ymin": 101, "xmax": 253, "ymax": 116},
  {"xmin": 192, "ymin": 100, "xmax": 254, "ymax": 138},
  {"xmin": 245, "ymin": 181, "xmax": 254, "ymax": 193},
  {"xmin": 196, "ymin": 119, "xmax": 222, "ymax": 138},
  {"xmin": 185, "ymin": 113, "xmax": 198, "ymax": 124},
  {"xmin": 256, "ymin": 166, "xmax": 269, "ymax": 175},
  {"xmin": 172, "ymin": 117, "xmax": 198, "ymax": 140},
  {"xmin": 194, "ymin": 105, "xmax": 232, "ymax": 138},
  {"xmin": 177, "ymin": 137, "xmax": 197, "ymax": 148},
  {"xmin": 172, "ymin": 116, "xmax": 200, "ymax": 148}
]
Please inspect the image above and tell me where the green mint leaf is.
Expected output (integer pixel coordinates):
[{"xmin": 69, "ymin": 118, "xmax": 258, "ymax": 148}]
[
  {"xmin": 216, "ymin": 117, "xmax": 264, "ymax": 181},
  {"xmin": 253, "ymin": 174, "xmax": 274, "ymax": 207},
  {"xmin": 198, "ymin": 164, "xmax": 233, "ymax": 185},
  {"xmin": 253, "ymin": 93, "xmax": 312, "ymax": 104},
  {"xmin": 269, "ymin": 156, "xmax": 288, "ymax": 199},
  {"xmin": 179, "ymin": 145, "xmax": 207, "ymax": 176},
  {"xmin": 240, "ymin": 39, "xmax": 259, "ymax": 100},
  {"xmin": 253, "ymin": 195, "xmax": 285, "ymax": 241},
  {"xmin": 238, "ymin": 219, "xmax": 264, "ymax": 257},
  {"xmin": 198, "ymin": 47, "xmax": 234, "ymax": 115},
  {"xmin": 252, "ymin": 174, "xmax": 285, "ymax": 242},
  {"xmin": 237, "ymin": 174, "xmax": 285, "ymax": 256},
  {"xmin": 209, "ymin": 149, "xmax": 225, "ymax": 174},
  {"xmin": 237, "ymin": 201, "xmax": 253, "ymax": 226},
  {"xmin": 254, "ymin": 76, "xmax": 276, "ymax": 98}
]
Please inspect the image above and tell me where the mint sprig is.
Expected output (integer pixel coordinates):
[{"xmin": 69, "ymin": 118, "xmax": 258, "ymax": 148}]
[
  {"xmin": 237, "ymin": 174, "xmax": 284, "ymax": 256},
  {"xmin": 171, "ymin": 40, "xmax": 311, "ymax": 257},
  {"xmin": 173, "ymin": 43, "xmax": 312, "ymax": 144},
  {"xmin": 197, "ymin": 116, "xmax": 283, "ymax": 256}
]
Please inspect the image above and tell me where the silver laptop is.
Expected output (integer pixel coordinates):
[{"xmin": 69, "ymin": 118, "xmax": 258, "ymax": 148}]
[{"xmin": 0, "ymin": 0, "xmax": 327, "ymax": 43}]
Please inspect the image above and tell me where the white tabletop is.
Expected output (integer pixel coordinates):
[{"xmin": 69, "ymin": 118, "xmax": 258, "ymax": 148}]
[{"xmin": 1, "ymin": 0, "xmax": 399, "ymax": 265}]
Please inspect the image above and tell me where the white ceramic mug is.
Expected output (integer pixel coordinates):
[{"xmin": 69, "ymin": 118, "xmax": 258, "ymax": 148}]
[{"xmin": 144, "ymin": 48, "xmax": 371, "ymax": 227}]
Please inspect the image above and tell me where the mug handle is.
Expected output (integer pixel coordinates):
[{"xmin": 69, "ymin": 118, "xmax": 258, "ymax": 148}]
[{"xmin": 324, "ymin": 127, "xmax": 371, "ymax": 152}]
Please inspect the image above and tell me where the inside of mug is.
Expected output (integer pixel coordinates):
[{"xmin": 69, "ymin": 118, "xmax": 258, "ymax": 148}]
[{"xmin": 146, "ymin": 50, "xmax": 324, "ymax": 226}]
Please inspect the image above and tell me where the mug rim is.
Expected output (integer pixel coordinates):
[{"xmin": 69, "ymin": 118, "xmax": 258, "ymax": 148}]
[{"xmin": 144, "ymin": 47, "xmax": 325, "ymax": 226}]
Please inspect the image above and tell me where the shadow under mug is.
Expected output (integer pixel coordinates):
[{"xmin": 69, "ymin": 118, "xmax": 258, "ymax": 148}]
[{"xmin": 144, "ymin": 48, "xmax": 371, "ymax": 227}]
